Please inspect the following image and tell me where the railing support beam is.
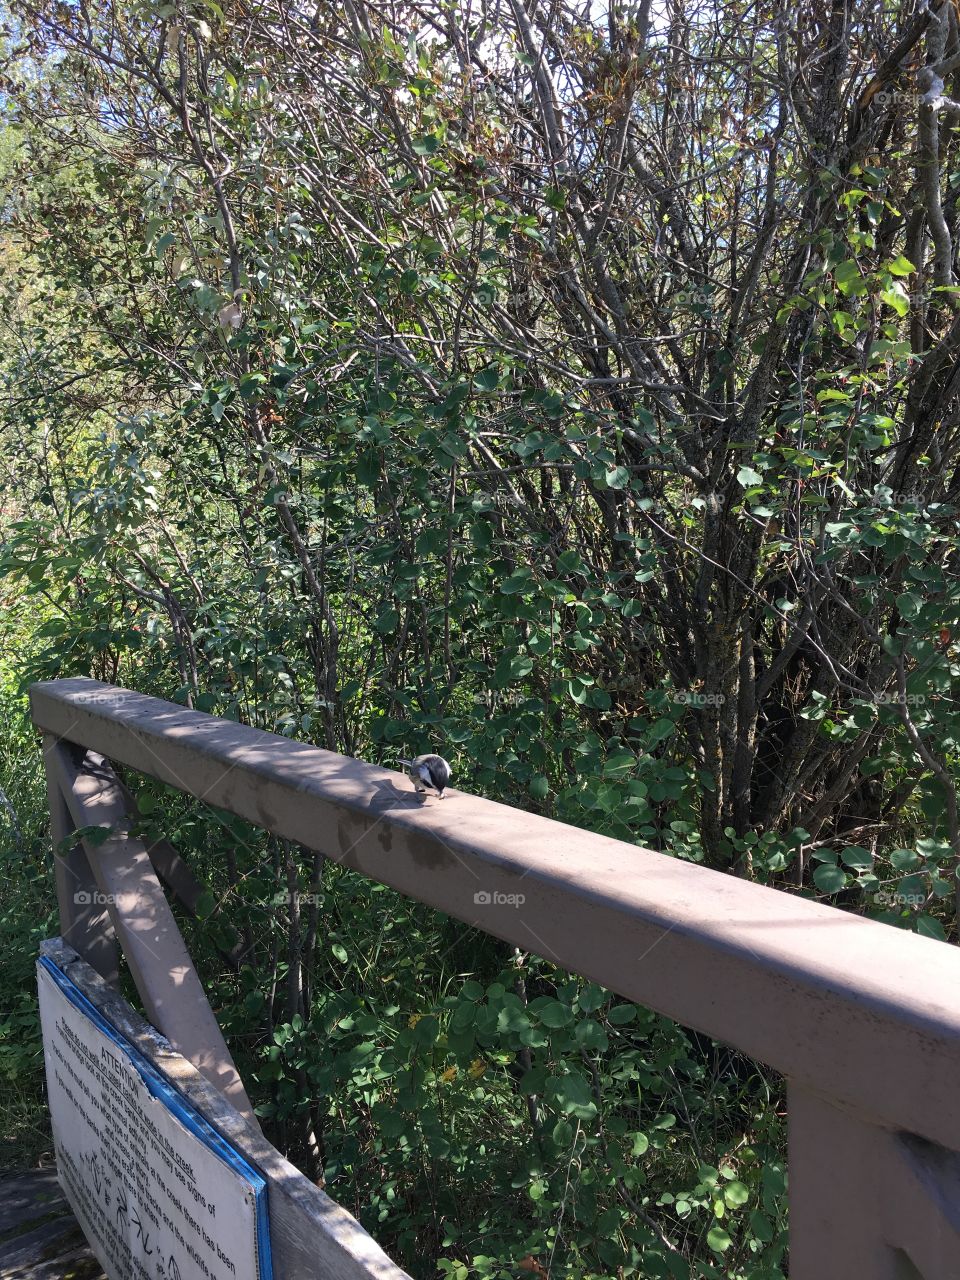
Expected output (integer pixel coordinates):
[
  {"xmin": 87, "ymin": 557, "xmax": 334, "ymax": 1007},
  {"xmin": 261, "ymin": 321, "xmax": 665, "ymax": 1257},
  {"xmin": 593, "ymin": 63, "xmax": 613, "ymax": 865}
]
[
  {"xmin": 42, "ymin": 733, "xmax": 119, "ymax": 984},
  {"xmin": 789, "ymin": 1085, "xmax": 960, "ymax": 1279},
  {"xmin": 46, "ymin": 738, "xmax": 260, "ymax": 1132}
]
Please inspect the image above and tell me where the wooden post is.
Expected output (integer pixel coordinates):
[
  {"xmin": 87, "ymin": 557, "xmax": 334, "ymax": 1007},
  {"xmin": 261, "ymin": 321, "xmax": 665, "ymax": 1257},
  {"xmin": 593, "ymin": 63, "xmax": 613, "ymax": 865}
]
[
  {"xmin": 47, "ymin": 741, "xmax": 260, "ymax": 1132},
  {"xmin": 789, "ymin": 1086, "xmax": 960, "ymax": 1279},
  {"xmin": 789, "ymin": 1087, "xmax": 902, "ymax": 1278},
  {"xmin": 42, "ymin": 734, "xmax": 118, "ymax": 984}
]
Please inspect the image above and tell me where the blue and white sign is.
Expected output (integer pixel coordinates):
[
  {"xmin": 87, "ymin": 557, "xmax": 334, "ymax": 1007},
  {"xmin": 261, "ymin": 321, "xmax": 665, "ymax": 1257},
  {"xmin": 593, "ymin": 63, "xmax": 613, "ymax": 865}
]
[{"xmin": 38, "ymin": 956, "xmax": 273, "ymax": 1280}]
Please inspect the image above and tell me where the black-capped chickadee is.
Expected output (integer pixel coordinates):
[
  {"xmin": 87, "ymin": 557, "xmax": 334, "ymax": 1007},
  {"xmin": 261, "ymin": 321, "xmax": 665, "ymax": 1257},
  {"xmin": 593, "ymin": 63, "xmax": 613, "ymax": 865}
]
[{"xmin": 399, "ymin": 754, "xmax": 452, "ymax": 799}]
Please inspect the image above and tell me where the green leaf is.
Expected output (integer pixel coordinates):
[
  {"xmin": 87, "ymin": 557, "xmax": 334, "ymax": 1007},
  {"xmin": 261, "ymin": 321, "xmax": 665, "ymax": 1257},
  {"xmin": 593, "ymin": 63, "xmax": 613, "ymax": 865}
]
[
  {"xmin": 886, "ymin": 254, "xmax": 915, "ymax": 277},
  {"xmin": 195, "ymin": 890, "xmax": 216, "ymax": 919},
  {"xmin": 813, "ymin": 864, "xmax": 847, "ymax": 893},
  {"xmin": 630, "ymin": 1131, "xmax": 649, "ymax": 1156},
  {"xmin": 331, "ymin": 942, "xmax": 349, "ymax": 963},
  {"xmin": 648, "ymin": 717, "xmax": 676, "ymax": 743},
  {"xmin": 555, "ymin": 549, "xmax": 584, "ymax": 574},
  {"xmin": 816, "ymin": 388, "xmax": 852, "ymax": 404},
  {"xmin": 834, "ymin": 260, "xmax": 864, "ymax": 295},
  {"xmin": 501, "ymin": 570, "xmax": 533, "ymax": 594},
  {"xmin": 707, "ymin": 1227, "xmax": 733, "ymax": 1252},
  {"xmin": 890, "ymin": 848, "xmax": 920, "ymax": 871},
  {"xmin": 604, "ymin": 465, "xmax": 630, "ymax": 489},
  {"xmin": 552, "ymin": 1119, "xmax": 574, "ymax": 1149},
  {"xmin": 917, "ymin": 915, "xmax": 947, "ymax": 942},
  {"xmin": 603, "ymin": 750, "xmax": 636, "ymax": 778},
  {"xmin": 723, "ymin": 1180, "xmax": 750, "ymax": 1207},
  {"xmin": 840, "ymin": 846, "xmax": 873, "ymax": 869},
  {"xmin": 749, "ymin": 1210, "xmax": 774, "ymax": 1242},
  {"xmin": 374, "ymin": 606, "xmax": 399, "ymax": 634},
  {"xmin": 574, "ymin": 1019, "xmax": 608, "ymax": 1051},
  {"xmin": 411, "ymin": 132, "xmax": 442, "ymax": 155},
  {"xmin": 497, "ymin": 1003, "xmax": 531, "ymax": 1035},
  {"xmin": 539, "ymin": 999, "xmax": 575, "ymax": 1028},
  {"xmin": 530, "ymin": 774, "xmax": 549, "ymax": 800},
  {"xmin": 880, "ymin": 284, "xmax": 909, "ymax": 316},
  {"xmin": 576, "ymin": 983, "xmax": 606, "ymax": 1012},
  {"xmin": 553, "ymin": 1070, "xmax": 596, "ymax": 1118},
  {"xmin": 896, "ymin": 591, "xmax": 922, "ymax": 620},
  {"xmin": 737, "ymin": 466, "xmax": 763, "ymax": 486},
  {"xmin": 607, "ymin": 1003, "xmax": 638, "ymax": 1025}
]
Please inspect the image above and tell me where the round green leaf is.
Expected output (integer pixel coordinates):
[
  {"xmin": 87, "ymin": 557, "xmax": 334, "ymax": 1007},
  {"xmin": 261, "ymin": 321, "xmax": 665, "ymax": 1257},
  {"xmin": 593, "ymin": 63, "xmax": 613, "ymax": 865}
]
[
  {"xmin": 890, "ymin": 848, "xmax": 919, "ymax": 871},
  {"xmin": 723, "ymin": 1180, "xmax": 750, "ymax": 1207},
  {"xmin": 604, "ymin": 465, "xmax": 630, "ymax": 489},
  {"xmin": 530, "ymin": 774, "xmax": 549, "ymax": 800},
  {"xmin": 539, "ymin": 999, "xmax": 575, "ymax": 1028},
  {"xmin": 917, "ymin": 915, "xmax": 947, "ymax": 942},
  {"xmin": 707, "ymin": 1227, "xmax": 733, "ymax": 1252},
  {"xmin": 813, "ymin": 864, "xmax": 847, "ymax": 893}
]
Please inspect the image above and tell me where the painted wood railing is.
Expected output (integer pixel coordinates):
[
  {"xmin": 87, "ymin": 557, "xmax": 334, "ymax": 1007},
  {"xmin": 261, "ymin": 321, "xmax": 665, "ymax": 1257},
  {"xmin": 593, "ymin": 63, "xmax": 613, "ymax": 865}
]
[{"xmin": 30, "ymin": 677, "xmax": 960, "ymax": 1279}]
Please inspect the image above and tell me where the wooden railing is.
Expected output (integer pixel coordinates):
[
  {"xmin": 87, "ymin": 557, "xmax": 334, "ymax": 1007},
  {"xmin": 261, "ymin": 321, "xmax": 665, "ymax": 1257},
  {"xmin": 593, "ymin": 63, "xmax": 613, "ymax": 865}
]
[{"xmin": 31, "ymin": 676, "xmax": 960, "ymax": 1279}]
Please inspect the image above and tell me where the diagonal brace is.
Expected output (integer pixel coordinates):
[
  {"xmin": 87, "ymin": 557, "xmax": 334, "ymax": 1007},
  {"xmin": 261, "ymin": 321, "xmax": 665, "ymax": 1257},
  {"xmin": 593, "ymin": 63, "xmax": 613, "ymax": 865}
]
[{"xmin": 47, "ymin": 739, "xmax": 261, "ymax": 1132}]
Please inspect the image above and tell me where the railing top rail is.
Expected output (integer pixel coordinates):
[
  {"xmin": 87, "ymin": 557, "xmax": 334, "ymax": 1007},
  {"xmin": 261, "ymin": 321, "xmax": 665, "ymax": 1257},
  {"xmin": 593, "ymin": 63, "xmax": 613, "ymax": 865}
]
[{"xmin": 31, "ymin": 677, "xmax": 960, "ymax": 1148}]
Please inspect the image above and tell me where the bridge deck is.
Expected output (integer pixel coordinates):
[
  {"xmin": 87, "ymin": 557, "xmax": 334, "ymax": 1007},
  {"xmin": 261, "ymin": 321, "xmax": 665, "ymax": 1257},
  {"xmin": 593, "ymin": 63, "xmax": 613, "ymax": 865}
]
[{"xmin": 0, "ymin": 1169, "xmax": 105, "ymax": 1280}]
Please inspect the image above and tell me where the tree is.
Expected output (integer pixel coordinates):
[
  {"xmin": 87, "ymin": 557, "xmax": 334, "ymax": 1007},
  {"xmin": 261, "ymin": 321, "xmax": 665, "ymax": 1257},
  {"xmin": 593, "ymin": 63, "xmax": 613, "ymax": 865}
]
[
  {"xmin": 3, "ymin": 0, "xmax": 959, "ymax": 907},
  {"xmin": 4, "ymin": 3, "xmax": 960, "ymax": 1272}
]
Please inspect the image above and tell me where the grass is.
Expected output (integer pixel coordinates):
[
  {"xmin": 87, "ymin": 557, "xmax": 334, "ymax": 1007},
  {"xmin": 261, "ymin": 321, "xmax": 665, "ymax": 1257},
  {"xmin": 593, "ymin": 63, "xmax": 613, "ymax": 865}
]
[{"xmin": 0, "ymin": 635, "xmax": 57, "ymax": 1172}]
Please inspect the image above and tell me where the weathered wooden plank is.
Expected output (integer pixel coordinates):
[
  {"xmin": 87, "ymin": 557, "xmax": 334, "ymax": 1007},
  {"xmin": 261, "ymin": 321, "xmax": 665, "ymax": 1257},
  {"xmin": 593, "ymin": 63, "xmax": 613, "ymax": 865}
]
[
  {"xmin": 40, "ymin": 938, "xmax": 411, "ymax": 1280},
  {"xmin": 0, "ymin": 1169, "xmax": 106, "ymax": 1280},
  {"xmin": 29, "ymin": 677, "xmax": 960, "ymax": 1152},
  {"xmin": 46, "ymin": 740, "xmax": 259, "ymax": 1131},
  {"xmin": 42, "ymin": 734, "xmax": 118, "ymax": 985},
  {"xmin": 0, "ymin": 1219, "xmax": 104, "ymax": 1279},
  {"xmin": 0, "ymin": 1169, "xmax": 65, "ymax": 1234}
]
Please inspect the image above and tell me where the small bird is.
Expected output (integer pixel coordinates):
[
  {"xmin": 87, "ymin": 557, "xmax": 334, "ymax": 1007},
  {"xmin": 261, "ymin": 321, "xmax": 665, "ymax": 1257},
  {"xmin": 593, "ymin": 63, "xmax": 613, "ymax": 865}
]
[{"xmin": 399, "ymin": 754, "xmax": 452, "ymax": 800}]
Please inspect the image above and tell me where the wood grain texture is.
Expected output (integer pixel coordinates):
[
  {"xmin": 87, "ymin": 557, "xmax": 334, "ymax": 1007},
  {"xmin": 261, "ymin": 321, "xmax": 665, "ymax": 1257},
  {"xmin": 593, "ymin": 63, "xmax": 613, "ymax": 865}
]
[{"xmin": 0, "ymin": 1168, "xmax": 106, "ymax": 1279}]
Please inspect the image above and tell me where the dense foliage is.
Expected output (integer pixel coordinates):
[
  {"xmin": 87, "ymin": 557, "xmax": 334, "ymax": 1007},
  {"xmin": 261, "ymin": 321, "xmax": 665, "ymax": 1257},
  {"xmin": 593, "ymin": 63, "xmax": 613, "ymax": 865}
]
[{"xmin": 0, "ymin": 0, "xmax": 958, "ymax": 1275}]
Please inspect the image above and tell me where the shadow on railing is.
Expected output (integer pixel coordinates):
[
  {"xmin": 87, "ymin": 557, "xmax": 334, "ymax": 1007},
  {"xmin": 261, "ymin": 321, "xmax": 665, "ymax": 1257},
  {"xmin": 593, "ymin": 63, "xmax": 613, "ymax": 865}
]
[{"xmin": 30, "ymin": 677, "xmax": 960, "ymax": 1280}]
